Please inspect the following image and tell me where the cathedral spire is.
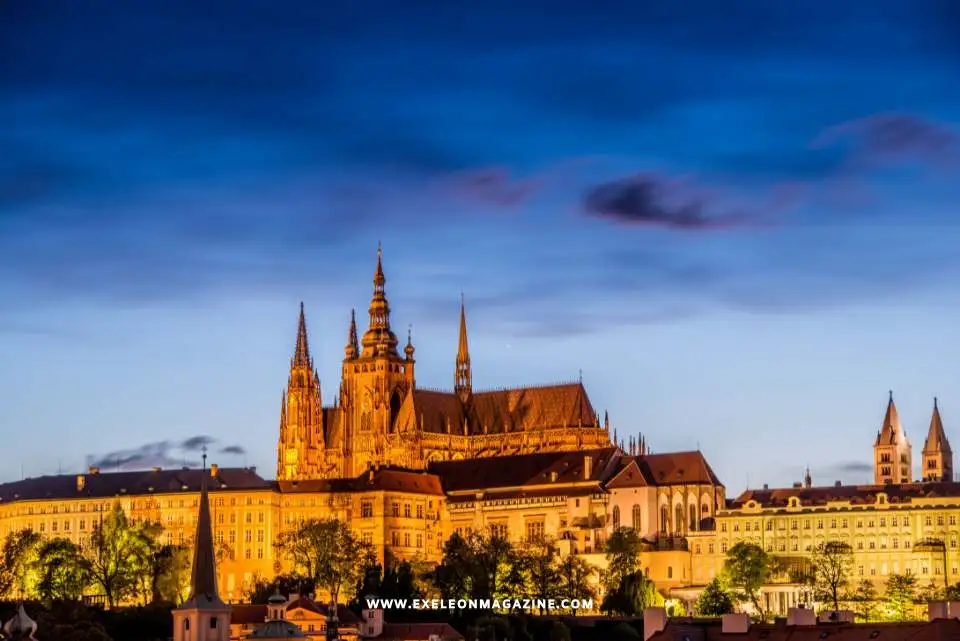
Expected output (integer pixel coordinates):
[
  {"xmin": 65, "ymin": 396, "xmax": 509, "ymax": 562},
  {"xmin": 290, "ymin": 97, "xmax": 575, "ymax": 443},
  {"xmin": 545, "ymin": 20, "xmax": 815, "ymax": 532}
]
[
  {"xmin": 293, "ymin": 302, "xmax": 312, "ymax": 368},
  {"xmin": 183, "ymin": 449, "xmax": 227, "ymax": 610},
  {"xmin": 345, "ymin": 309, "xmax": 359, "ymax": 360},
  {"xmin": 455, "ymin": 294, "xmax": 472, "ymax": 401},
  {"xmin": 361, "ymin": 243, "xmax": 399, "ymax": 358}
]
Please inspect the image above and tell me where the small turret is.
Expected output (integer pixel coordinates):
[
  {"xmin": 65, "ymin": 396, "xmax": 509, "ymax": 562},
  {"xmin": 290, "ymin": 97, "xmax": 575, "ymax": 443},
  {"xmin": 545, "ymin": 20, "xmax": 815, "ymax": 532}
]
[
  {"xmin": 454, "ymin": 294, "xmax": 472, "ymax": 403},
  {"xmin": 923, "ymin": 397, "xmax": 953, "ymax": 482},
  {"xmin": 344, "ymin": 309, "xmax": 359, "ymax": 360}
]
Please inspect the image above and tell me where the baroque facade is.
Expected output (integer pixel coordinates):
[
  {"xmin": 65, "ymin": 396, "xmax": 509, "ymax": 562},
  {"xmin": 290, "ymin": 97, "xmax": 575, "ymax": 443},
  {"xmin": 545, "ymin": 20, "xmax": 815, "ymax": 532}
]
[{"xmin": 276, "ymin": 247, "xmax": 612, "ymax": 481}]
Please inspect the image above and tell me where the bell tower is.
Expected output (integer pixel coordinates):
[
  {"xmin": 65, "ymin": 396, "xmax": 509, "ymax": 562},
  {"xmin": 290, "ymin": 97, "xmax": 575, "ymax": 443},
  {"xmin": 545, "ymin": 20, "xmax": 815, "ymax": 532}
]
[
  {"xmin": 277, "ymin": 303, "xmax": 324, "ymax": 481},
  {"xmin": 922, "ymin": 398, "xmax": 953, "ymax": 482},
  {"xmin": 340, "ymin": 245, "xmax": 414, "ymax": 476},
  {"xmin": 874, "ymin": 391, "xmax": 913, "ymax": 485}
]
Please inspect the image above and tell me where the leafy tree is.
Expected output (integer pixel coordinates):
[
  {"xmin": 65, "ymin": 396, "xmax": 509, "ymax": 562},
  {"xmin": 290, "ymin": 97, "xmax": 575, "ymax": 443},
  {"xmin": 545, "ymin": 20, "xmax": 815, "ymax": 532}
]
[
  {"xmin": 0, "ymin": 528, "xmax": 42, "ymax": 598},
  {"xmin": 601, "ymin": 570, "xmax": 660, "ymax": 616},
  {"xmin": 433, "ymin": 533, "xmax": 474, "ymax": 601},
  {"xmin": 722, "ymin": 542, "xmax": 774, "ymax": 620},
  {"xmin": 519, "ymin": 537, "xmax": 561, "ymax": 612},
  {"xmin": 431, "ymin": 531, "xmax": 522, "ymax": 604},
  {"xmin": 149, "ymin": 544, "xmax": 192, "ymax": 605},
  {"xmin": 275, "ymin": 518, "xmax": 375, "ymax": 604},
  {"xmin": 848, "ymin": 579, "xmax": 878, "ymax": 622},
  {"xmin": 603, "ymin": 528, "xmax": 643, "ymax": 594},
  {"xmin": 696, "ymin": 578, "xmax": 734, "ymax": 616},
  {"xmin": 35, "ymin": 603, "xmax": 113, "ymax": 641},
  {"xmin": 83, "ymin": 502, "xmax": 160, "ymax": 608},
  {"xmin": 915, "ymin": 582, "xmax": 943, "ymax": 603},
  {"xmin": 946, "ymin": 582, "xmax": 960, "ymax": 601},
  {"xmin": 557, "ymin": 554, "xmax": 597, "ymax": 614},
  {"xmin": 247, "ymin": 573, "xmax": 316, "ymax": 603},
  {"xmin": 34, "ymin": 537, "xmax": 90, "ymax": 602},
  {"xmin": 883, "ymin": 574, "xmax": 917, "ymax": 621},
  {"xmin": 808, "ymin": 541, "xmax": 854, "ymax": 611}
]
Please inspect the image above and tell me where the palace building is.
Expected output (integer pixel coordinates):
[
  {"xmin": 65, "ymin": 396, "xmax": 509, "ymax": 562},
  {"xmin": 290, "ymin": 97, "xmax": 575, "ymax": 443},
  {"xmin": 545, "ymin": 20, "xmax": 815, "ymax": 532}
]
[{"xmin": 277, "ymin": 247, "xmax": 611, "ymax": 481}]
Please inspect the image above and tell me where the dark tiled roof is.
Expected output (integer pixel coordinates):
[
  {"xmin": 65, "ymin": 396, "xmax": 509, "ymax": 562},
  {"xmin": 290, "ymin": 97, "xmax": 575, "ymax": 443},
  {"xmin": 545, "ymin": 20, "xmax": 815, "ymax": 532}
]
[
  {"xmin": 639, "ymin": 451, "xmax": 722, "ymax": 486},
  {"xmin": 276, "ymin": 468, "xmax": 444, "ymax": 496},
  {"xmin": 400, "ymin": 383, "xmax": 599, "ymax": 435},
  {"xmin": 731, "ymin": 481, "xmax": 960, "ymax": 509},
  {"xmin": 649, "ymin": 619, "xmax": 959, "ymax": 641},
  {"xmin": 381, "ymin": 622, "xmax": 464, "ymax": 641},
  {"xmin": 429, "ymin": 448, "xmax": 619, "ymax": 493},
  {"xmin": 0, "ymin": 467, "xmax": 271, "ymax": 503}
]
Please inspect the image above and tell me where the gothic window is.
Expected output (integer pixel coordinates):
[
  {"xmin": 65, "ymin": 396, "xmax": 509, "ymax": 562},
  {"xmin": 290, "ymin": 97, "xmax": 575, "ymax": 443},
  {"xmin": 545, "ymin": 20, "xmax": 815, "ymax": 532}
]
[
  {"xmin": 612, "ymin": 506, "xmax": 621, "ymax": 529},
  {"xmin": 675, "ymin": 505, "xmax": 684, "ymax": 534},
  {"xmin": 390, "ymin": 390, "xmax": 402, "ymax": 431},
  {"xmin": 660, "ymin": 506, "xmax": 669, "ymax": 534},
  {"xmin": 632, "ymin": 504, "xmax": 642, "ymax": 530},
  {"xmin": 689, "ymin": 505, "xmax": 697, "ymax": 530},
  {"xmin": 361, "ymin": 412, "xmax": 371, "ymax": 432}
]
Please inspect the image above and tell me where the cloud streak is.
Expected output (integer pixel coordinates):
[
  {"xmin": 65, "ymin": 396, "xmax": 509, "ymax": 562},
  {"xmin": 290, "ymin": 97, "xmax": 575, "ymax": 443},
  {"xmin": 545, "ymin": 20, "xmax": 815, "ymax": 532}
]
[{"xmin": 86, "ymin": 436, "xmax": 246, "ymax": 471}]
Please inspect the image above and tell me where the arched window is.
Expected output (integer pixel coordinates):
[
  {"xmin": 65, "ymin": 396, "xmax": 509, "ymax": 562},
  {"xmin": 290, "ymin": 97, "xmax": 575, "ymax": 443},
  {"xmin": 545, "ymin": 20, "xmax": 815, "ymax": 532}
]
[
  {"xmin": 660, "ymin": 506, "xmax": 669, "ymax": 534},
  {"xmin": 667, "ymin": 566, "xmax": 673, "ymax": 579},
  {"xmin": 632, "ymin": 504, "xmax": 642, "ymax": 530},
  {"xmin": 675, "ymin": 505, "xmax": 684, "ymax": 534},
  {"xmin": 612, "ymin": 506, "xmax": 621, "ymax": 529},
  {"xmin": 689, "ymin": 504, "xmax": 697, "ymax": 530},
  {"xmin": 184, "ymin": 619, "xmax": 190, "ymax": 630},
  {"xmin": 361, "ymin": 412, "xmax": 371, "ymax": 432},
  {"xmin": 390, "ymin": 390, "xmax": 402, "ymax": 431}
]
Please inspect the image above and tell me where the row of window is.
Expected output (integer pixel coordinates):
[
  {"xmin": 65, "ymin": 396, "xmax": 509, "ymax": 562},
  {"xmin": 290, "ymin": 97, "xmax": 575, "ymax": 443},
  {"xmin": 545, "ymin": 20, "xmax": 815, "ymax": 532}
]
[{"xmin": 719, "ymin": 514, "xmax": 958, "ymax": 532}]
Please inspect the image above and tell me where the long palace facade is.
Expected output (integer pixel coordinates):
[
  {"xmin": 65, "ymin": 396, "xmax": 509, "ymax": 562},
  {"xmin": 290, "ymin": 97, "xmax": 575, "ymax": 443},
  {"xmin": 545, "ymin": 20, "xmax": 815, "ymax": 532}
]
[{"xmin": 0, "ymin": 250, "xmax": 957, "ymax": 616}]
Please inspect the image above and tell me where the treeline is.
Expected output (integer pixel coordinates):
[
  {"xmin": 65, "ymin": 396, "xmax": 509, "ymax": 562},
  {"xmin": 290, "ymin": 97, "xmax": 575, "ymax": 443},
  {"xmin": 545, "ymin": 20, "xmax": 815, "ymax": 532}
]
[{"xmin": 697, "ymin": 540, "xmax": 960, "ymax": 622}]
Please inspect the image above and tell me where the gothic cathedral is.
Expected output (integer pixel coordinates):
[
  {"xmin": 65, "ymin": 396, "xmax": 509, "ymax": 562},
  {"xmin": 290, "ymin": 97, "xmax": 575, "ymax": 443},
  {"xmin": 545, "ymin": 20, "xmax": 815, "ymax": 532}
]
[{"xmin": 277, "ymin": 247, "xmax": 613, "ymax": 481}]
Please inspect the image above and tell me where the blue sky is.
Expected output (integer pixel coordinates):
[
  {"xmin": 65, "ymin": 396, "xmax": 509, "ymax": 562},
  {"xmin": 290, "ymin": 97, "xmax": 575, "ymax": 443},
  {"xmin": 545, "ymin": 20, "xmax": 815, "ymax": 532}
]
[{"xmin": 2, "ymin": 0, "xmax": 959, "ymax": 490}]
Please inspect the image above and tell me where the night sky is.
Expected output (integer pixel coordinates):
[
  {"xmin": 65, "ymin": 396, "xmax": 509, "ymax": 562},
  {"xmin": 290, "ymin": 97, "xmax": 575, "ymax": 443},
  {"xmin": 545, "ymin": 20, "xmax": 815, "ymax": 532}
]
[{"xmin": 2, "ymin": 1, "xmax": 959, "ymax": 489}]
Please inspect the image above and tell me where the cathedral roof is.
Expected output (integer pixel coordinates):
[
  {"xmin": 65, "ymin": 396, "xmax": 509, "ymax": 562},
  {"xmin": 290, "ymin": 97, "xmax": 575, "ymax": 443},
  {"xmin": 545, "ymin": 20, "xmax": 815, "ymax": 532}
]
[
  {"xmin": 606, "ymin": 451, "xmax": 721, "ymax": 488},
  {"xmin": 429, "ymin": 447, "xmax": 619, "ymax": 493},
  {"xmin": 876, "ymin": 391, "xmax": 909, "ymax": 446},
  {"xmin": 402, "ymin": 382, "xmax": 599, "ymax": 435},
  {"xmin": 730, "ymin": 480, "xmax": 960, "ymax": 509},
  {"xmin": 923, "ymin": 398, "xmax": 952, "ymax": 455},
  {"xmin": 0, "ymin": 466, "xmax": 270, "ymax": 503}
]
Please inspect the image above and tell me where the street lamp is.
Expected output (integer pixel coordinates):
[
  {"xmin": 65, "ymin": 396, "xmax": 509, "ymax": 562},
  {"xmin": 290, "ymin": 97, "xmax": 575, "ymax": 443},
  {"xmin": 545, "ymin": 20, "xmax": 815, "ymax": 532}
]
[{"xmin": 913, "ymin": 538, "xmax": 948, "ymax": 592}]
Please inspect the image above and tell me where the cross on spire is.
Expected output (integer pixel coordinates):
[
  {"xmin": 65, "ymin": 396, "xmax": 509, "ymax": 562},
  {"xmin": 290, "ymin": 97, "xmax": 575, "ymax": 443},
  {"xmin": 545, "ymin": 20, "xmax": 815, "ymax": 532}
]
[{"xmin": 202, "ymin": 445, "xmax": 208, "ymax": 470}]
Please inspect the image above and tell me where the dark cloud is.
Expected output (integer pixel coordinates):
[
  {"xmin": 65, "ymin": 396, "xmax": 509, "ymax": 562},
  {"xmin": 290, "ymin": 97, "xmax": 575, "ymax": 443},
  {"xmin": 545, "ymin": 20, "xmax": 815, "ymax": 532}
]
[
  {"xmin": 834, "ymin": 461, "xmax": 873, "ymax": 474},
  {"xmin": 581, "ymin": 174, "xmax": 790, "ymax": 230},
  {"xmin": 86, "ymin": 441, "xmax": 196, "ymax": 471},
  {"xmin": 814, "ymin": 113, "xmax": 960, "ymax": 170},
  {"xmin": 220, "ymin": 445, "xmax": 247, "ymax": 456},
  {"xmin": 179, "ymin": 435, "xmax": 215, "ymax": 451}
]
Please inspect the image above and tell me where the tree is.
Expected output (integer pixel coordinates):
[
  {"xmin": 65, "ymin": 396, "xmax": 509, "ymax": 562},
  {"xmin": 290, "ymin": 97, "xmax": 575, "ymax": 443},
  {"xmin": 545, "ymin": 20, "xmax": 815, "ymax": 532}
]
[
  {"xmin": 883, "ymin": 574, "xmax": 917, "ymax": 622},
  {"xmin": 275, "ymin": 518, "xmax": 375, "ymax": 605},
  {"xmin": 247, "ymin": 573, "xmax": 316, "ymax": 603},
  {"xmin": 557, "ymin": 555, "xmax": 597, "ymax": 614},
  {"xmin": 808, "ymin": 541, "xmax": 854, "ymax": 611},
  {"xmin": 946, "ymin": 582, "xmax": 960, "ymax": 601},
  {"xmin": 601, "ymin": 570, "xmax": 660, "ymax": 616},
  {"xmin": 34, "ymin": 537, "xmax": 90, "ymax": 602},
  {"xmin": 848, "ymin": 579, "xmax": 878, "ymax": 622},
  {"xmin": 722, "ymin": 542, "xmax": 774, "ymax": 620},
  {"xmin": 520, "ymin": 537, "xmax": 562, "ymax": 612},
  {"xmin": 0, "ymin": 528, "xmax": 42, "ymax": 598},
  {"xmin": 149, "ymin": 544, "xmax": 192, "ymax": 605},
  {"xmin": 696, "ymin": 578, "xmax": 734, "ymax": 616},
  {"xmin": 83, "ymin": 502, "xmax": 161, "ymax": 608},
  {"xmin": 432, "ymin": 533, "xmax": 474, "ymax": 601},
  {"xmin": 915, "ymin": 582, "xmax": 943, "ymax": 604},
  {"xmin": 604, "ymin": 528, "xmax": 643, "ymax": 594}
]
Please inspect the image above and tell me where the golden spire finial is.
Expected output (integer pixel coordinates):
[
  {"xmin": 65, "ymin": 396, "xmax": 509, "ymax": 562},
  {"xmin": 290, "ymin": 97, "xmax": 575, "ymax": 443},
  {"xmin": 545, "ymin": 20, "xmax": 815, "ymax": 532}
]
[{"xmin": 455, "ymin": 294, "xmax": 472, "ymax": 400}]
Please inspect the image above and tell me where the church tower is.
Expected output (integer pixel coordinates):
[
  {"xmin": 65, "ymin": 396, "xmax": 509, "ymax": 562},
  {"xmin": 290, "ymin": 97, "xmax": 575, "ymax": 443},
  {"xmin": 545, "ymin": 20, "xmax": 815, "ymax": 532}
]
[
  {"xmin": 454, "ymin": 295, "xmax": 472, "ymax": 404},
  {"xmin": 277, "ymin": 303, "xmax": 325, "ymax": 481},
  {"xmin": 173, "ymin": 453, "xmax": 231, "ymax": 641},
  {"xmin": 874, "ymin": 391, "xmax": 913, "ymax": 485},
  {"xmin": 340, "ymin": 245, "xmax": 414, "ymax": 476},
  {"xmin": 922, "ymin": 398, "xmax": 953, "ymax": 482}
]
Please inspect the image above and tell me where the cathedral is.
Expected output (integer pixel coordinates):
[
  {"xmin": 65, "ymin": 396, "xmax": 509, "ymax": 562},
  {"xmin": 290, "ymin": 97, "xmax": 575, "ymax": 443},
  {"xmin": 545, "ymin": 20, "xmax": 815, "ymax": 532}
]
[{"xmin": 276, "ymin": 247, "xmax": 613, "ymax": 481}]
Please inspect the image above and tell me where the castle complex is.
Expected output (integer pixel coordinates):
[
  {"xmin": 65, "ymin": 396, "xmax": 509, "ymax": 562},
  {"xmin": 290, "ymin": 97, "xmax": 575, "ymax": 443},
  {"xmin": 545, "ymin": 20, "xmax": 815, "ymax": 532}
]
[
  {"xmin": 0, "ymin": 250, "xmax": 958, "ymax": 621},
  {"xmin": 276, "ymin": 247, "xmax": 611, "ymax": 480}
]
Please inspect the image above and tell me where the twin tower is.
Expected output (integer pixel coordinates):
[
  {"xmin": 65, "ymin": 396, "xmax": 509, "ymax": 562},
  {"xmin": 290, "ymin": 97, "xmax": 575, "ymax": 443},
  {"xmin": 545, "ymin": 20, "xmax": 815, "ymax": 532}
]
[
  {"xmin": 873, "ymin": 392, "xmax": 954, "ymax": 485},
  {"xmin": 276, "ymin": 248, "xmax": 611, "ymax": 482}
]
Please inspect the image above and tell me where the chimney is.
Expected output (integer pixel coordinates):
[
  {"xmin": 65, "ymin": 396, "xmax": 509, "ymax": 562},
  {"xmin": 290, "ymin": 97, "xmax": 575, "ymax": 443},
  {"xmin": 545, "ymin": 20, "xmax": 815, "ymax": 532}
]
[
  {"xmin": 792, "ymin": 482, "xmax": 802, "ymax": 488},
  {"xmin": 787, "ymin": 607, "xmax": 817, "ymax": 626},
  {"xmin": 643, "ymin": 607, "xmax": 667, "ymax": 641},
  {"xmin": 721, "ymin": 613, "xmax": 750, "ymax": 634},
  {"xmin": 550, "ymin": 471, "xmax": 558, "ymax": 483},
  {"xmin": 835, "ymin": 480, "xmax": 842, "ymax": 487},
  {"xmin": 368, "ymin": 469, "xmax": 375, "ymax": 482},
  {"xmin": 583, "ymin": 455, "xmax": 593, "ymax": 480},
  {"xmin": 88, "ymin": 466, "xmax": 100, "ymax": 475},
  {"xmin": 210, "ymin": 463, "xmax": 219, "ymax": 477},
  {"xmin": 762, "ymin": 484, "xmax": 769, "ymax": 490},
  {"xmin": 76, "ymin": 475, "xmax": 86, "ymax": 492},
  {"xmin": 929, "ymin": 601, "xmax": 960, "ymax": 620}
]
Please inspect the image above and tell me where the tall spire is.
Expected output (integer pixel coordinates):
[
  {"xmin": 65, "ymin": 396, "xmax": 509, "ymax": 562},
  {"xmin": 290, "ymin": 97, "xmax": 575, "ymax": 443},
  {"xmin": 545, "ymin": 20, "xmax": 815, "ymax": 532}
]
[
  {"xmin": 455, "ymin": 294, "xmax": 472, "ymax": 401},
  {"xmin": 292, "ymin": 302, "xmax": 312, "ymax": 368},
  {"xmin": 877, "ymin": 390, "xmax": 904, "ymax": 445},
  {"xmin": 183, "ymin": 448, "xmax": 227, "ymax": 610},
  {"xmin": 923, "ymin": 397, "xmax": 953, "ymax": 482},
  {"xmin": 361, "ymin": 243, "xmax": 399, "ymax": 358},
  {"xmin": 344, "ymin": 309, "xmax": 359, "ymax": 360}
]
